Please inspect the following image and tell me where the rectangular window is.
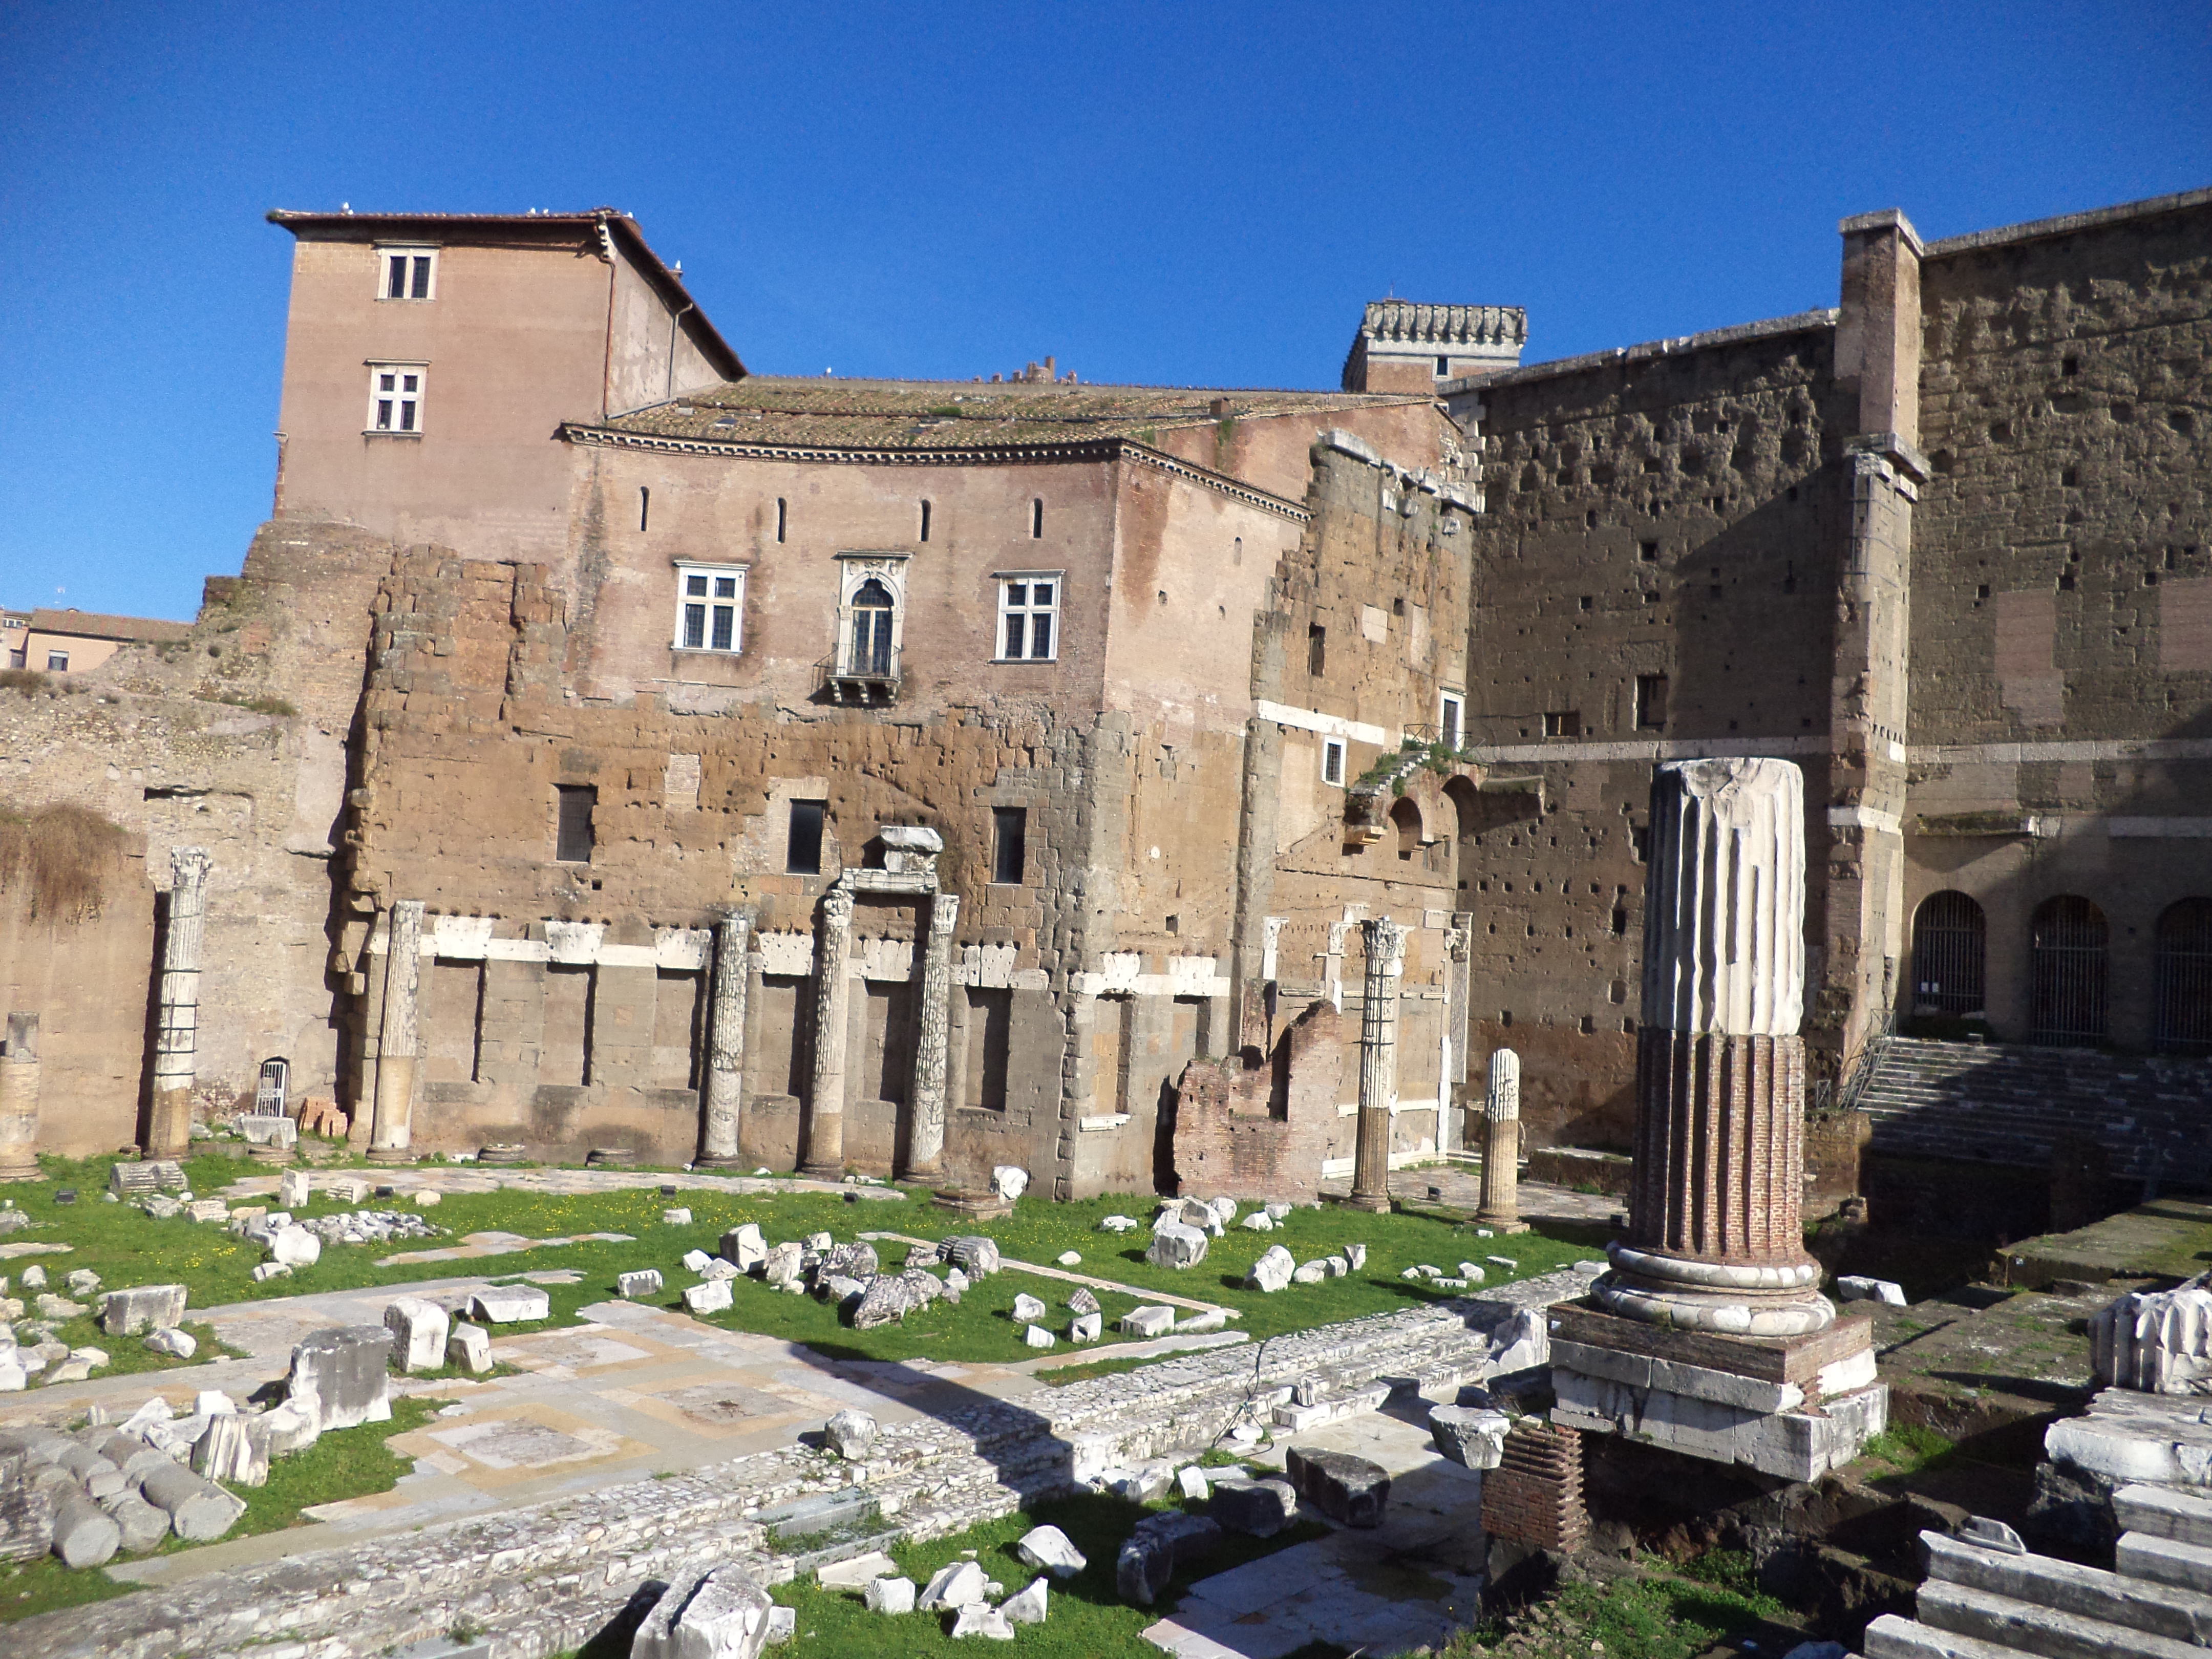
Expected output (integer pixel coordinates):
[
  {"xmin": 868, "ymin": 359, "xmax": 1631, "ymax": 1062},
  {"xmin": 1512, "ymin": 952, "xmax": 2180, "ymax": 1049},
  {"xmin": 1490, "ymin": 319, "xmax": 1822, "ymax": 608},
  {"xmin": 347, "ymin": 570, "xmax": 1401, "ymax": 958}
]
[
  {"xmin": 378, "ymin": 246, "xmax": 437, "ymax": 301},
  {"xmin": 555, "ymin": 785, "xmax": 595, "ymax": 863},
  {"xmin": 366, "ymin": 363, "xmax": 426, "ymax": 434},
  {"xmin": 996, "ymin": 575, "xmax": 1060, "ymax": 661},
  {"xmin": 919, "ymin": 500, "xmax": 932, "ymax": 543},
  {"xmin": 786, "ymin": 799, "xmax": 827, "ymax": 875},
  {"xmin": 1635, "ymin": 673, "xmax": 1669, "ymax": 730},
  {"xmin": 46, "ymin": 651, "xmax": 69, "ymax": 672},
  {"xmin": 1308, "ymin": 623, "xmax": 1326, "ymax": 677},
  {"xmin": 1439, "ymin": 692, "xmax": 1463, "ymax": 750},
  {"xmin": 1544, "ymin": 710, "xmax": 1581, "ymax": 738},
  {"xmin": 1322, "ymin": 738, "xmax": 1346, "ymax": 786},
  {"xmin": 992, "ymin": 806, "xmax": 1027, "ymax": 884},
  {"xmin": 673, "ymin": 562, "xmax": 746, "ymax": 655}
]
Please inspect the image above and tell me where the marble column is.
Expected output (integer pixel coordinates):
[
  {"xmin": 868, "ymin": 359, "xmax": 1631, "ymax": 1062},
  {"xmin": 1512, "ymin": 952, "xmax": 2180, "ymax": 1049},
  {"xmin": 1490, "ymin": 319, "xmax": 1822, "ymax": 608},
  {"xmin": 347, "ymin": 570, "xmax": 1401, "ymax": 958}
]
[
  {"xmin": 800, "ymin": 887, "xmax": 856, "ymax": 1177},
  {"xmin": 1347, "ymin": 916, "xmax": 1406, "ymax": 1213},
  {"xmin": 146, "ymin": 846, "xmax": 211, "ymax": 1158},
  {"xmin": 1595, "ymin": 758, "xmax": 1832, "ymax": 1336},
  {"xmin": 367, "ymin": 901, "xmax": 425, "ymax": 1164},
  {"xmin": 903, "ymin": 890, "xmax": 960, "ymax": 1180},
  {"xmin": 0, "ymin": 1014, "xmax": 41, "ymax": 1181},
  {"xmin": 696, "ymin": 913, "xmax": 751, "ymax": 1167},
  {"xmin": 1477, "ymin": 1047, "xmax": 1521, "ymax": 1228}
]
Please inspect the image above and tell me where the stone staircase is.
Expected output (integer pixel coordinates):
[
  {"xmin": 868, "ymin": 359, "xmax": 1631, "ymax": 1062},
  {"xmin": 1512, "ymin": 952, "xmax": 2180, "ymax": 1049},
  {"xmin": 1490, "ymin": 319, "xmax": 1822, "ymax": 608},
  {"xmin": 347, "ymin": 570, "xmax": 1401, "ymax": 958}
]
[
  {"xmin": 1856, "ymin": 1038, "xmax": 2212, "ymax": 1188},
  {"xmin": 1863, "ymin": 1485, "xmax": 2212, "ymax": 1657}
]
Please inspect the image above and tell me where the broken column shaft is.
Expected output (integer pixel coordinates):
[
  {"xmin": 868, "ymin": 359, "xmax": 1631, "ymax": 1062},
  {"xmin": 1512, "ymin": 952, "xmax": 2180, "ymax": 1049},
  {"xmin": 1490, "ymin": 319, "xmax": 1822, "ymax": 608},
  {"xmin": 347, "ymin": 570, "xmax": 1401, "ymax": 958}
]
[
  {"xmin": 1596, "ymin": 757, "xmax": 1832, "ymax": 1336},
  {"xmin": 1347, "ymin": 916, "xmax": 1406, "ymax": 1213},
  {"xmin": 903, "ymin": 890, "xmax": 960, "ymax": 1179},
  {"xmin": 1477, "ymin": 1046, "xmax": 1521, "ymax": 1228},
  {"xmin": 367, "ymin": 900, "xmax": 424, "ymax": 1164},
  {"xmin": 801, "ymin": 887, "xmax": 856, "ymax": 1178},
  {"xmin": 146, "ymin": 846, "xmax": 211, "ymax": 1159},
  {"xmin": 695, "ymin": 912, "xmax": 751, "ymax": 1167}
]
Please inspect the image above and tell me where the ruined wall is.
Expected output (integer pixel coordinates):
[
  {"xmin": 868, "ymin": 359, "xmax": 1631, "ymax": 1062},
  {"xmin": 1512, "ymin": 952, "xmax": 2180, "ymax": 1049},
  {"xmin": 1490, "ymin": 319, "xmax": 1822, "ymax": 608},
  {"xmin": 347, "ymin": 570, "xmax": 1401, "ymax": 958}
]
[
  {"xmin": 1169, "ymin": 999, "xmax": 1349, "ymax": 1201},
  {"xmin": 1904, "ymin": 194, "xmax": 2212, "ymax": 1048},
  {"xmin": 1452, "ymin": 320, "xmax": 1853, "ymax": 1150}
]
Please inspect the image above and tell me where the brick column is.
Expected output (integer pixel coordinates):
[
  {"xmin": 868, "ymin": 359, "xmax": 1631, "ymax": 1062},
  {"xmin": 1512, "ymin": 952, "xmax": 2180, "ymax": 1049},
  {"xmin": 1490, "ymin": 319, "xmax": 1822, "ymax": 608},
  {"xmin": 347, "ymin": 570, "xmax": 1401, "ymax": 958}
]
[
  {"xmin": 0, "ymin": 1013, "xmax": 40, "ymax": 1181},
  {"xmin": 800, "ymin": 887, "xmax": 855, "ymax": 1178},
  {"xmin": 146, "ymin": 846, "xmax": 211, "ymax": 1158},
  {"xmin": 1347, "ymin": 916, "xmax": 1405, "ymax": 1213},
  {"xmin": 903, "ymin": 891, "xmax": 959, "ymax": 1180},
  {"xmin": 696, "ymin": 912, "xmax": 750, "ymax": 1168},
  {"xmin": 1597, "ymin": 758, "xmax": 1833, "ymax": 1336},
  {"xmin": 367, "ymin": 901, "xmax": 425, "ymax": 1164},
  {"xmin": 1477, "ymin": 1046, "xmax": 1521, "ymax": 1227},
  {"xmin": 1479, "ymin": 1421, "xmax": 1589, "ymax": 1552}
]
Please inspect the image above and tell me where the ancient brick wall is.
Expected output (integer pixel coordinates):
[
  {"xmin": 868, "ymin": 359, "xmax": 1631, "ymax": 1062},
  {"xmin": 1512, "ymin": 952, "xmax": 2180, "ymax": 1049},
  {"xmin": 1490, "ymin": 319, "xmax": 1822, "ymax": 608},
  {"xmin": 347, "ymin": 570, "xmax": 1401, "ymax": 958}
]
[{"xmin": 1168, "ymin": 998, "xmax": 1349, "ymax": 1200}]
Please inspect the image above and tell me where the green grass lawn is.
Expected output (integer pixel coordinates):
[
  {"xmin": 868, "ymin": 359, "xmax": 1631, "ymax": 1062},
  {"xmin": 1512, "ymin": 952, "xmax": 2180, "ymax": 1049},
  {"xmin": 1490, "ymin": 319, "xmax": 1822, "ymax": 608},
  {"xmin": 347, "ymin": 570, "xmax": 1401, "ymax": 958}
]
[
  {"xmin": 573, "ymin": 1482, "xmax": 1333, "ymax": 1659},
  {"xmin": 1436, "ymin": 1556, "xmax": 1792, "ymax": 1659},
  {"xmin": 5, "ymin": 1153, "xmax": 1599, "ymax": 1374},
  {"xmin": 0, "ymin": 1396, "xmax": 443, "ymax": 1625}
]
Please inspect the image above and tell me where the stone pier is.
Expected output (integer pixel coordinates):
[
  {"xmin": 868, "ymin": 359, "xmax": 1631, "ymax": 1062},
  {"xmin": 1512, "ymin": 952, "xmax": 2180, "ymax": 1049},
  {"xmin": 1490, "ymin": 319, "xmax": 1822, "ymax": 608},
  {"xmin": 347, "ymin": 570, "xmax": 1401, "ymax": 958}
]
[
  {"xmin": 0, "ymin": 1012, "xmax": 41, "ymax": 1181},
  {"xmin": 903, "ymin": 890, "xmax": 960, "ymax": 1180},
  {"xmin": 696, "ymin": 912, "xmax": 751, "ymax": 1168},
  {"xmin": 1477, "ymin": 1046, "xmax": 1525, "ymax": 1231},
  {"xmin": 1346, "ymin": 916, "xmax": 1405, "ymax": 1214},
  {"xmin": 146, "ymin": 846, "xmax": 211, "ymax": 1159},
  {"xmin": 367, "ymin": 901, "xmax": 425, "ymax": 1164},
  {"xmin": 1552, "ymin": 759, "xmax": 1886, "ymax": 1481},
  {"xmin": 800, "ymin": 888, "xmax": 856, "ymax": 1178}
]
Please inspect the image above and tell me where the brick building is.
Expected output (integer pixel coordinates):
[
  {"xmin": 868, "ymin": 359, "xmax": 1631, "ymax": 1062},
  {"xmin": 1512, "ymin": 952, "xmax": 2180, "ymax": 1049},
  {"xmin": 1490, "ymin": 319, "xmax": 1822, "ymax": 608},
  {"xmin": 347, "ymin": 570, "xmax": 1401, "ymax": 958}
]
[{"xmin": 2, "ymin": 186, "xmax": 2206, "ymax": 1207}]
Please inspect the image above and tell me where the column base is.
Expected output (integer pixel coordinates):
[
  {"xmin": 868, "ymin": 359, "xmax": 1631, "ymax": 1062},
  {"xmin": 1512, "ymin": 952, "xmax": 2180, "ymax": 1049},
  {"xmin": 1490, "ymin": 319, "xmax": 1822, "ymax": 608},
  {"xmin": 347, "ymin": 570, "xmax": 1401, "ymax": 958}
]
[
  {"xmin": 0, "ymin": 1154, "xmax": 41, "ymax": 1183},
  {"xmin": 692, "ymin": 1155, "xmax": 752, "ymax": 1171},
  {"xmin": 1592, "ymin": 1241, "xmax": 1835, "ymax": 1337},
  {"xmin": 1475, "ymin": 1214, "xmax": 1530, "ymax": 1233},
  {"xmin": 799, "ymin": 1162, "xmax": 846, "ymax": 1181},
  {"xmin": 365, "ymin": 1147, "xmax": 416, "ymax": 1166},
  {"xmin": 1336, "ymin": 1193, "xmax": 1394, "ymax": 1215}
]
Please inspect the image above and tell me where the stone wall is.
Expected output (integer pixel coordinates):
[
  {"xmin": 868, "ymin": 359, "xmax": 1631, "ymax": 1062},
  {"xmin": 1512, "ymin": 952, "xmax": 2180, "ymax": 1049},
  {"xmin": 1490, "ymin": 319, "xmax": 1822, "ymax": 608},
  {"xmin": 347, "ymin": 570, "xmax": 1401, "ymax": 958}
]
[{"xmin": 1168, "ymin": 998, "xmax": 1349, "ymax": 1200}]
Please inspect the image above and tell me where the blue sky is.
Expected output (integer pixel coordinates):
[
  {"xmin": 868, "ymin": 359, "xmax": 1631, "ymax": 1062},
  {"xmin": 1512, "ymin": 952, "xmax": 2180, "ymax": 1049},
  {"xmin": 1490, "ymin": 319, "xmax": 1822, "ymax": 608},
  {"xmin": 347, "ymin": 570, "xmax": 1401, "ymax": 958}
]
[{"xmin": 3, "ymin": 3, "xmax": 2206, "ymax": 621}]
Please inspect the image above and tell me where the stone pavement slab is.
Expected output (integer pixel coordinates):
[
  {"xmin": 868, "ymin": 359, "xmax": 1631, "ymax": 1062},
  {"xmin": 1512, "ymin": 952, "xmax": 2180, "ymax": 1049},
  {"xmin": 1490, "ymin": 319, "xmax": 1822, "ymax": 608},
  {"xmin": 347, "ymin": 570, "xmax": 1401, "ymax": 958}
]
[{"xmin": 216, "ymin": 1166, "xmax": 908, "ymax": 1203}]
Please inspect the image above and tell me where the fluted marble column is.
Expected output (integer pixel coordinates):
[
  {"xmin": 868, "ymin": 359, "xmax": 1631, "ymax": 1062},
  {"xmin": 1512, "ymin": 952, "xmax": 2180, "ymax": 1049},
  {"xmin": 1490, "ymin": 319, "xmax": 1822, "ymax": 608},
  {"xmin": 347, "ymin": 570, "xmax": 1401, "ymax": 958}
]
[
  {"xmin": 0, "ymin": 1014, "xmax": 41, "ymax": 1181},
  {"xmin": 146, "ymin": 847, "xmax": 211, "ymax": 1158},
  {"xmin": 1347, "ymin": 916, "xmax": 1406, "ymax": 1213},
  {"xmin": 367, "ymin": 901, "xmax": 426, "ymax": 1163},
  {"xmin": 696, "ymin": 912, "xmax": 751, "ymax": 1167},
  {"xmin": 801, "ymin": 888, "xmax": 856, "ymax": 1177},
  {"xmin": 1477, "ymin": 1047, "xmax": 1521, "ymax": 1227},
  {"xmin": 903, "ymin": 891, "xmax": 960, "ymax": 1180},
  {"xmin": 1595, "ymin": 758, "xmax": 1832, "ymax": 1336}
]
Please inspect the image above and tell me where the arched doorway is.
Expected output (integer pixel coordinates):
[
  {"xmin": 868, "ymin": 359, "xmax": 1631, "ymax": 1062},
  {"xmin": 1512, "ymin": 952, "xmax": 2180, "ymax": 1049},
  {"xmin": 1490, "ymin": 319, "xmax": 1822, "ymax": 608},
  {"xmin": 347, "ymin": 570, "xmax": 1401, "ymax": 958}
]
[
  {"xmin": 2030, "ymin": 895, "xmax": 2108, "ymax": 1046},
  {"xmin": 1910, "ymin": 891, "xmax": 1986, "ymax": 1015},
  {"xmin": 2154, "ymin": 898, "xmax": 2212, "ymax": 1053},
  {"xmin": 1390, "ymin": 796, "xmax": 1423, "ymax": 862}
]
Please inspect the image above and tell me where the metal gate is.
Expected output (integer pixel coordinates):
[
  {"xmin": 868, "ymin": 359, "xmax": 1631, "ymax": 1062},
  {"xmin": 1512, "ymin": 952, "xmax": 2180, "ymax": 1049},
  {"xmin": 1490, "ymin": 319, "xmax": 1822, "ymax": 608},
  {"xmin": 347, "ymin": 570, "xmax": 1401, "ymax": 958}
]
[
  {"xmin": 2031, "ymin": 895, "xmax": 2108, "ymax": 1046},
  {"xmin": 2154, "ymin": 898, "xmax": 2212, "ymax": 1053},
  {"xmin": 1911, "ymin": 891, "xmax": 1986, "ymax": 1015}
]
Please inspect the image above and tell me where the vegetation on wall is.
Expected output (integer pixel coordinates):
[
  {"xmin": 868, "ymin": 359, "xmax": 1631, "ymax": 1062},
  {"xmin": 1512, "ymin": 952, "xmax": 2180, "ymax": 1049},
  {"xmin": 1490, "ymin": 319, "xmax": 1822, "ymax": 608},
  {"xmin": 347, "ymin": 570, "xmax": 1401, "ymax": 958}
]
[{"xmin": 0, "ymin": 802, "xmax": 128, "ymax": 921}]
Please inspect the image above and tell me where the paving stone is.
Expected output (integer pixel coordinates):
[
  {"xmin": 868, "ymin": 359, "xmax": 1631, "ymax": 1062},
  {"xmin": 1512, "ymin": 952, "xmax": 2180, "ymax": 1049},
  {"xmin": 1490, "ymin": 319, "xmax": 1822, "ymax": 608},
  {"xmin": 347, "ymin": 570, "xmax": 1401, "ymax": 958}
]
[
  {"xmin": 1285, "ymin": 1445, "xmax": 1391, "ymax": 1527},
  {"xmin": 1430, "ymin": 1404, "xmax": 1512, "ymax": 1469},
  {"xmin": 816, "ymin": 1548, "xmax": 897, "ymax": 1588},
  {"xmin": 471, "ymin": 1284, "xmax": 552, "ymax": 1323},
  {"xmin": 1208, "ymin": 1476, "xmax": 1299, "ymax": 1537}
]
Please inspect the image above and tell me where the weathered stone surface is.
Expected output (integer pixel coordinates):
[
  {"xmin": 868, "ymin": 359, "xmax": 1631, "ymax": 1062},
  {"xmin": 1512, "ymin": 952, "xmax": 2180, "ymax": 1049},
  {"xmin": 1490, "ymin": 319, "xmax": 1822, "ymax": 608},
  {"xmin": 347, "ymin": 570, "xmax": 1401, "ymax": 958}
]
[
  {"xmin": 1241, "ymin": 1211, "xmax": 1275, "ymax": 1231},
  {"xmin": 285, "ymin": 1326, "xmax": 393, "ymax": 1433},
  {"xmin": 1017, "ymin": 1524, "xmax": 1087, "ymax": 1577},
  {"xmin": 108, "ymin": 1161, "xmax": 186, "ymax": 1198},
  {"xmin": 1292, "ymin": 1260, "xmax": 1328, "ymax": 1285},
  {"xmin": 823, "ymin": 1409, "xmax": 877, "ymax": 1459},
  {"xmin": 632, "ymin": 1563, "xmax": 775, "ymax": 1659},
  {"xmin": 990, "ymin": 1165, "xmax": 1029, "ymax": 1201},
  {"xmin": 945, "ymin": 1237, "xmax": 1001, "ymax": 1277},
  {"xmin": 278, "ymin": 1168, "xmax": 312, "ymax": 1209},
  {"xmin": 256, "ymin": 1403, "xmax": 318, "ymax": 1455},
  {"xmin": 1837, "ymin": 1275, "xmax": 1909, "ymax": 1307},
  {"xmin": 448, "ymin": 1323, "xmax": 493, "ymax": 1374},
  {"xmin": 1100, "ymin": 1215, "xmax": 1138, "ymax": 1232},
  {"xmin": 98, "ymin": 1285, "xmax": 186, "ymax": 1337},
  {"xmin": 192, "ymin": 1414, "xmax": 268, "ymax": 1488},
  {"xmin": 103, "ymin": 1490, "xmax": 169, "ymax": 1554},
  {"xmin": 721, "ymin": 1224, "xmax": 767, "ymax": 1271},
  {"xmin": 1430, "ymin": 1405, "xmax": 1512, "ymax": 1469},
  {"xmin": 383, "ymin": 1297, "xmax": 450, "ymax": 1373},
  {"xmin": 1003, "ymin": 1576, "xmax": 1048, "ymax": 1624},
  {"xmin": 1209, "ymin": 1476, "xmax": 1299, "ymax": 1537},
  {"xmin": 762, "ymin": 1243, "xmax": 804, "ymax": 1287},
  {"xmin": 1024, "ymin": 1325, "xmax": 1055, "ymax": 1349},
  {"xmin": 1012, "ymin": 1293, "xmax": 1048, "ymax": 1322},
  {"xmin": 684, "ymin": 1278, "xmax": 734, "ymax": 1315},
  {"xmin": 863, "ymin": 1575, "xmax": 915, "ymax": 1613},
  {"xmin": 918, "ymin": 1559, "xmax": 988, "ymax": 1610},
  {"xmin": 139, "ymin": 1462, "xmax": 246, "ymax": 1542},
  {"xmin": 1247, "ymin": 1245, "xmax": 1295, "ymax": 1292},
  {"xmin": 1071, "ymin": 1312, "xmax": 1102, "ymax": 1343},
  {"xmin": 816, "ymin": 1549, "xmax": 898, "ymax": 1589},
  {"xmin": 471, "ymin": 1284, "xmax": 551, "ymax": 1323},
  {"xmin": 1147, "ymin": 1222, "xmax": 1209, "ymax": 1269},
  {"xmin": 1177, "ymin": 1466, "xmax": 1210, "ymax": 1501},
  {"xmin": 1117, "ymin": 1511, "xmax": 1221, "ymax": 1605},
  {"xmin": 619, "ymin": 1269, "xmax": 665, "ymax": 1300},
  {"xmin": 1121, "ymin": 1306, "xmax": 1175, "ymax": 1337},
  {"xmin": 698, "ymin": 1256, "xmax": 741, "ymax": 1282},
  {"xmin": 51, "ymin": 1485, "xmax": 120, "ymax": 1568},
  {"xmin": 816, "ymin": 1242, "xmax": 879, "ymax": 1284},
  {"xmin": 2091, "ymin": 1277, "xmax": 2212, "ymax": 1393},
  {"xmin": 143, "ymin": 1327, "xmax": 196, "ymax": 1358},
  {"xmin": 950, "ymin": 1604, "xmax": 1015, "ymax": 1639},
  {"xmin": 1067, "ymin": 1287, "xmax": 1099, "ymax": 1316},
  {"xmin": 1285, "ymin": 1445, "xmax": 1390, "ymax": 1527},
  {"xmin": 851, "ymin": 1268, "xmax": 940, "ymax": 1329}
]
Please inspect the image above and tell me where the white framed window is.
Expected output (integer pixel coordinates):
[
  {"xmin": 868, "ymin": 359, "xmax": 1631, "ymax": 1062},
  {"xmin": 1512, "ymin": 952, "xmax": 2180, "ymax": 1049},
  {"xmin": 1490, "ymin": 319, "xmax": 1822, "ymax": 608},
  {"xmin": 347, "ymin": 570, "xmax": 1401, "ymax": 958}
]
[
  {"xmin": 995, "ymin": 572, "xmax": 1061, "ymax": 662},
  {"xmin": 378, "ymin": 245, "xmax": 437, "ymax": 301},
  {"xmin": 1439, "ymin": 691, "xmax": 1464, "ymax": 750},
  {"xmin": 673, "ymin": 562, "xmax": 746, "ymax": 654},
  {"xmin": 1322, "ymin": 738, "xmax": 1347, "ymax": 786},
  {"xmin": 366, "ymin": 363, "xmax": 427, "ymax": 434}
]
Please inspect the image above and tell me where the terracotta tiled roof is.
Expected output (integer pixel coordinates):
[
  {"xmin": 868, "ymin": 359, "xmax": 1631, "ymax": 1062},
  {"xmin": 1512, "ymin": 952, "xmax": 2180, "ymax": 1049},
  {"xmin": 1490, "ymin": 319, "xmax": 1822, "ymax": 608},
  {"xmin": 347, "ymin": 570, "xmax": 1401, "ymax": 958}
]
[
  {"xmin": 592, "ymin": 376, "xmax": 1430, "ymax": 452},
  {"xmin": 29, "ymin": 608, "xmax": 192, "ymax": 643}
]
